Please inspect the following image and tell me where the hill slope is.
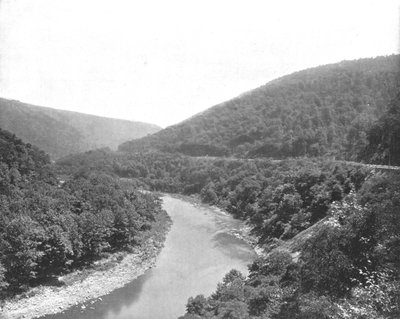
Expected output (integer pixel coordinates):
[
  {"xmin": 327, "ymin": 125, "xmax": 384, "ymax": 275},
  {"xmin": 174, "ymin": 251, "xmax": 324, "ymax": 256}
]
[
  {"xmin": 0, "ymin": 98, "xmax": 161, "ymax": 159},
  {"xmin": 119, "ymin": 55, "xmax": 400, "ymax": 159},
  {"xmin": 360, "ymin": 92, "xmax": 400, "ymax": 165}
]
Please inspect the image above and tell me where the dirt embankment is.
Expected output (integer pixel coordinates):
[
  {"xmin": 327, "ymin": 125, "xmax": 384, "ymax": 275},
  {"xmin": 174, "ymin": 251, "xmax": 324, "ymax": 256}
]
[{"xmin": 1, "ymin": 213, "xmax": 172, "ymax": 319}]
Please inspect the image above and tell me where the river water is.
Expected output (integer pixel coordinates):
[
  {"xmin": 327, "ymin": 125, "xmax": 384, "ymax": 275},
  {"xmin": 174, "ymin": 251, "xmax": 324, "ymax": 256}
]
[{"xmin": 42, "ymin": 195, "xmax": 256, "ymax": 319}]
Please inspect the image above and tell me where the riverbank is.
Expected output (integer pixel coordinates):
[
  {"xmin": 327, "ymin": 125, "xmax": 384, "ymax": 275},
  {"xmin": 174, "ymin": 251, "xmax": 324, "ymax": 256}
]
[{"xmin": 1, "ymin": 210, "xmax": 172, "ymax": 319}]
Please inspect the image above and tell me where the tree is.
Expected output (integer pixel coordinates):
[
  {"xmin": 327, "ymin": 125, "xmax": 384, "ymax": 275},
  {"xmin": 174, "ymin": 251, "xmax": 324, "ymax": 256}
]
[
  {"xmin": 1, "ymin": 216, "xmax": 45, "ymax": 289},
  {"xmin": 0, "ymin": 261, "xmax": 9, "ymax": 295},
  {"xmin": 186, "ymin": 295, "xmax": 208, "ymax": 316}
]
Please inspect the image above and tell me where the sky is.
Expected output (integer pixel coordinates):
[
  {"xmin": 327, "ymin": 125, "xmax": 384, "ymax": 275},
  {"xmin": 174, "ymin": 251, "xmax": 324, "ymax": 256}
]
[{"xmin": 0, "ymin": 0, "xmax": 399, "ymax": 127}]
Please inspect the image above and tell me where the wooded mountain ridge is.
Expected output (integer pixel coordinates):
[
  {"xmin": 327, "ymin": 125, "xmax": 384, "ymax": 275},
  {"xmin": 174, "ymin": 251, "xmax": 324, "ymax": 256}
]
[
  {"xmin": 0, "ymin": 98, "xmax": 161, "ymax": 159},
  {"xmin": 119, "ymin": 55, "xmax": 400, "ymax": 160}
]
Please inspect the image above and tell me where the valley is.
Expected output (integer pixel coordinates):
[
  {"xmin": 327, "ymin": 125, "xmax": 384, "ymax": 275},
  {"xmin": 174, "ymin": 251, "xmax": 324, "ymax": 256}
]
[{"xmin": 0, "ymin": 55, "xmax": 400, "ymax": 319}]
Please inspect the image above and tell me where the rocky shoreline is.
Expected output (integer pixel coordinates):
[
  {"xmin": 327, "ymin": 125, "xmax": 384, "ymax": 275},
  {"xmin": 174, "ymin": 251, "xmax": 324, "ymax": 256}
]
[{"xmin": 1, "ymin": 216, "xmax": 172, "ymax": 319}]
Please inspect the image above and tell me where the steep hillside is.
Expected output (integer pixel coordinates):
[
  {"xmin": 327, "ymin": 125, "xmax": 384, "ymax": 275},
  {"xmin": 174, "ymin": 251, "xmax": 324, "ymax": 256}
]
[
  {"xmin": 0, "ymin": 98, "xmax": 161, "ymax": 159},
  {"xmin": 360, "ymin": 92, "xmax": 400, "ymax": 165},
  {"xmin": 119, "ymin": 55, "xmax": 400, "ymax": 159}
]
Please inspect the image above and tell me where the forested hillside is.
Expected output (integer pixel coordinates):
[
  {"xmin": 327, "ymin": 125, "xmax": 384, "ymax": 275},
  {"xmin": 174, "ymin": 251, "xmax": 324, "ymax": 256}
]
[
  {"xmin": 360, "ymin": 92, "xmax": 400, "ymax": 165},
  {"xmin": 0, "ymin": 98, "xmax": 161, "ymax": 159},
  {"xmin": 119, "ymin": 55, "xmax": 399, "ymax": 159},
  {"xmin": 179, "ymin": 170, "xmax": 400, "ymax": 319},
  {"xmin": 0, "ymin": 129, "xmax": 167, "ymax": 299}
]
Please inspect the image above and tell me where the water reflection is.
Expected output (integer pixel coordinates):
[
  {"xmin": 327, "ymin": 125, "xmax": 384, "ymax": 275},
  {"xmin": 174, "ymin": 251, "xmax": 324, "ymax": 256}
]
[
  {"xmin": 42, "ymin": 195, "xmax": 256, "ymax": 319},
  {"xmin": 212, "ymin": 232, "xmax": 255, "ymax": 260},
  {"xmin": 40, "ymin": 273, "xmax": 150, "ymax": 319}
]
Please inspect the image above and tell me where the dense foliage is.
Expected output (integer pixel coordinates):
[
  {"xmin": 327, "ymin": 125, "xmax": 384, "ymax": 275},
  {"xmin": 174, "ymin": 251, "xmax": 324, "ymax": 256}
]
[
  {"xmin": 58, "ymin": 148, "xmax": 400, "ymax": 317},
  {"xmin": 361, "ymin": 93, "xmax": 400, "ymax": 165},
  {"xmin": 0, "ymin": 98, "xmax": 160, "ymax": 159},
  {"xmin": 58, "ymin": 150, "xmax": 369, "ymax": 246},
  {"xmin": 0, "ymin": 129, "xmax": 165, "ymax": 297},
  {"xmin": 179, "ymin": 171, "xmax": 400, "ymax": 319},
  {"xmin": 120, "ymin": 55, "xmax": 400, "ymax": 159}
]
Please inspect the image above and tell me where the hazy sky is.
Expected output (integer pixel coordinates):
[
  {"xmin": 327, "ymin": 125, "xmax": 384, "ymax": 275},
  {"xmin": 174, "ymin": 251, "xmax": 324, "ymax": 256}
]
[{"xmin": 0, "ymin": 0, "xmax": 398, "ymax": 127}]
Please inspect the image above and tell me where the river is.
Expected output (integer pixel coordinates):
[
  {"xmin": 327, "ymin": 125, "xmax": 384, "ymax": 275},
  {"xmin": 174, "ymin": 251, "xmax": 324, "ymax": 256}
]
[{"xmin": 42, "ymin": 194, "xmax": 256, "ymax": 319}]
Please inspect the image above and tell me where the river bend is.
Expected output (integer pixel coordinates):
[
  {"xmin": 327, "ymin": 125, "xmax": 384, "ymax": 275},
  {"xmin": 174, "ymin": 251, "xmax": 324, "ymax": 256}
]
[{"xmin": 43, "ymin": 195, "xmax": 256, "ymax": 319}]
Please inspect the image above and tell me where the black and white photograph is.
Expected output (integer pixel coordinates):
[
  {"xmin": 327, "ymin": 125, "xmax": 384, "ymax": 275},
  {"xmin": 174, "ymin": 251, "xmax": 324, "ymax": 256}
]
[{"xmin": 0, "ymin": 1, "xmax": 399, "ymax": 318}]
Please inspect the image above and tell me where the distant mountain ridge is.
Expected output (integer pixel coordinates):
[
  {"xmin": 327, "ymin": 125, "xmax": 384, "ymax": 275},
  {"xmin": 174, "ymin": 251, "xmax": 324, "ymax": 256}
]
[
  {"xmin": 0, "ymin": 98, "xmax": 161, "ymax": 159},
  {"xmin": 119, "ymin": 55, "xmax": 400, "ymax": 159}
]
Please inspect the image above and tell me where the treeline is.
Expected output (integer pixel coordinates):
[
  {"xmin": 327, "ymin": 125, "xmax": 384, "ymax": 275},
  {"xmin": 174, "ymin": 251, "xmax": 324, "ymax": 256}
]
[
  {"xmin": 179, "ymin": 171, "xmax": 400, "ymax": 319},
  {"xmin": 0, "ymin": 129, "xmax": 165, "ymax": 297},
  {"xmin": 120, "ymin": 55, "xmax": 400, "ymax": 159}
]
